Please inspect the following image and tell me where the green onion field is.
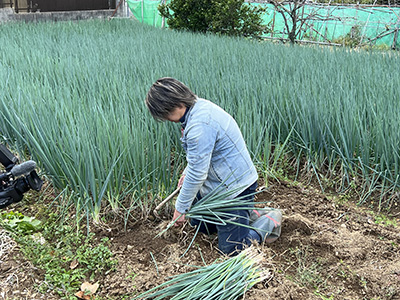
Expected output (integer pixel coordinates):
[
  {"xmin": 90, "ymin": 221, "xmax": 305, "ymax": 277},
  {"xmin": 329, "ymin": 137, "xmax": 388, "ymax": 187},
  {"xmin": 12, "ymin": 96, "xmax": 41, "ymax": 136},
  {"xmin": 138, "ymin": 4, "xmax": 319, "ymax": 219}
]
[
  {"xmin": 1, "ymin": 19, "xmax": 399, "ymax": 219},
  {"xmin": 0, "ymin": 19, "xmax": 399, "ymax": 300}
]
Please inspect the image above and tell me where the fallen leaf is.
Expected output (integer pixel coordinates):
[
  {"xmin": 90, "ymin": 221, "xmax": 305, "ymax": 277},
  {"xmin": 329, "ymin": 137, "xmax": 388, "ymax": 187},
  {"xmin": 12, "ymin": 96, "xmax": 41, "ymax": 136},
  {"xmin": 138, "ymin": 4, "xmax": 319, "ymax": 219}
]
[
  {"xmin": 81, "ymin": 281, "xmax": 99, "ymax": 295},
  {"xmin": 74, "ymin": 291, "xmax": 91, "ymax": 300},
  {"xmin": 70, "ymin": 259, "xmax": 79, "ymax": 269}
]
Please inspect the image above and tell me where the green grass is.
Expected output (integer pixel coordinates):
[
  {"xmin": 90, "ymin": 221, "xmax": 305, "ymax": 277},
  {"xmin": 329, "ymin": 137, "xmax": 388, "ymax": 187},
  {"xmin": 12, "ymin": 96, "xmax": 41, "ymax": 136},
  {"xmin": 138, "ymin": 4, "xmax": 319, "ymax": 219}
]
[
  {"xmin": 1, "ymin": 210, "xmax": 117, "ymax": 300},
  {"xmin": 0, "ymin": 19, "xmax": 399, "ymax": 221},
  {"xmin": 368, "ymin": 210, "xmax": 398, "ymax": 227}
]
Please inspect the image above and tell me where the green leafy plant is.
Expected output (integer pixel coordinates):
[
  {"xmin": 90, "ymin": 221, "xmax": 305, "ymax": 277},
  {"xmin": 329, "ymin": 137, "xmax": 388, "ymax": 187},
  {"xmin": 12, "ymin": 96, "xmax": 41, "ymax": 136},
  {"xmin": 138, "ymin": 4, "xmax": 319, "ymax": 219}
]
[
  {"xmin": 4, "ymin": 213, "xmax": 117, "ymax": 300},
  {"xmin": 333, "ymin": 25, "xmax": 362, "ymax": 48},
  {"xmin": 0, "ymin": 211, "xmax": 41, "ymax": 235},
  {"xmin": 158, "ymin": 0, "xmax": 268, "ymax": 38}
]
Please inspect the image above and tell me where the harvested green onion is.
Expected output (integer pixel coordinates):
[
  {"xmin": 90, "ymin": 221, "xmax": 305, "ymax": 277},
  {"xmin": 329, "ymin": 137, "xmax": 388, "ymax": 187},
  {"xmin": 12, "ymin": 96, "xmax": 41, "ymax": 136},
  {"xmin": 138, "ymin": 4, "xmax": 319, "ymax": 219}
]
[{"xmin": 132, "ymin": 247, "xmax": 268, "ymax": 300}]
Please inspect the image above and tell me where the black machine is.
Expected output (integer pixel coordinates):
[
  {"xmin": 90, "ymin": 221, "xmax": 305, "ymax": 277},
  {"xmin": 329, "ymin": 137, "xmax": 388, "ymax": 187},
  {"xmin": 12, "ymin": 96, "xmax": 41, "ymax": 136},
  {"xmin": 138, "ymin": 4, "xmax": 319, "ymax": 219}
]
[{"xmin": 0, "ymin": 143, "xmax": 43, "ymax": 209}]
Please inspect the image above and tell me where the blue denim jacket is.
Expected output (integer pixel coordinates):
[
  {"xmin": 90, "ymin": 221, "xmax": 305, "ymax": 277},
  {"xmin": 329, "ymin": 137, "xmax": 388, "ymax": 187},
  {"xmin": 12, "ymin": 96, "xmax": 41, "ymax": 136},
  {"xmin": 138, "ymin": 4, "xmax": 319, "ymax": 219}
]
[{"xmin": 175, "ymin": 98, "xmax": 258, "ymax": 213}]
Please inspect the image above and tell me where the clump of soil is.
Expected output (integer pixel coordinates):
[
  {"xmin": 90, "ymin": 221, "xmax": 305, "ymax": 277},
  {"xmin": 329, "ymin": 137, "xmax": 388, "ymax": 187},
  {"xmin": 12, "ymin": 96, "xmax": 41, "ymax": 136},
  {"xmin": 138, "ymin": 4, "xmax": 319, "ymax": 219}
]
[{"xmin": 1, "ymin": 180, "xmax": 400, "ymax": 299}]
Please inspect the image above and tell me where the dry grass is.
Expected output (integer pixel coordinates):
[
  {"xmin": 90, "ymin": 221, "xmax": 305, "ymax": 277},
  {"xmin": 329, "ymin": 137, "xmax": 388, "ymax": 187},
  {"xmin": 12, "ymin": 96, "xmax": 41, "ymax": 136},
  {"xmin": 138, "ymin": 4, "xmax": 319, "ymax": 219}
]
[{"xmin": 0, "ymin": 229, "xmax": 16, "ymax": 264}]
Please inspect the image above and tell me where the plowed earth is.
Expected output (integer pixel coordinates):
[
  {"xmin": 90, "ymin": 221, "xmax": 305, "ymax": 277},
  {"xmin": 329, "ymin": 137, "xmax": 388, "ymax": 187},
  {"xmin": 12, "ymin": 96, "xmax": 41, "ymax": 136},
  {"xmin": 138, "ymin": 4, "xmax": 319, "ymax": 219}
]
[{"xmin": 1, "ymin": 180, "xmax": 400, "ymax": 300}]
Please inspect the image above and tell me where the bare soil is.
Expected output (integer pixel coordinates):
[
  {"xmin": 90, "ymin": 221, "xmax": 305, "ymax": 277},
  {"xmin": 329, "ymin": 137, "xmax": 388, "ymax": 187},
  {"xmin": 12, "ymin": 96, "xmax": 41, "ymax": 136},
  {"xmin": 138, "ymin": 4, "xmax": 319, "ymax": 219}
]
[{"xmin": 1, "ymin": 180, "xmax": 400, "ymax": 300}]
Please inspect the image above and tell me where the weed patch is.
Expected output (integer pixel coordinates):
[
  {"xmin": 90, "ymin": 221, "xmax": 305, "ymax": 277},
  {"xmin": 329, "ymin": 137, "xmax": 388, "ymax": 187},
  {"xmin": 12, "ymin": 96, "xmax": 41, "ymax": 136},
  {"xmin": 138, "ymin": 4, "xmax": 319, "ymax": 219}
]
[{"xmin": 1, "ymin": 211, "xmax": 117, "ymax": 299}]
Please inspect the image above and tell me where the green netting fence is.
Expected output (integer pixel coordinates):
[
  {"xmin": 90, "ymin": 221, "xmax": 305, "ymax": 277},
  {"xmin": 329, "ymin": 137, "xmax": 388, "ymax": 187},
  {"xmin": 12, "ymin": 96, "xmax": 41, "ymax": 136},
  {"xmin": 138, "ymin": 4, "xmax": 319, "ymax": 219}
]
[
  {"xmin": 126, "ymin": 0, "xmax": 400, "ymax": 48},
  {"xmin": 127, "ymin": 0, "xmax": 165, "ymax": 27}
]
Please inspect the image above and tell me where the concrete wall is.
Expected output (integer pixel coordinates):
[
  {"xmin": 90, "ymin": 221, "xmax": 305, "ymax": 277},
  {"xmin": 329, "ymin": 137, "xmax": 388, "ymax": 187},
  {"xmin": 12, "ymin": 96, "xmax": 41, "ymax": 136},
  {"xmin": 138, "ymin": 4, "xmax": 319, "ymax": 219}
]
[
  {"xmin": 0, "ymin": 7, "xmax": 14, "ymax": 21},
  {"xmin": 0, "ymin": 2, "xmax": 127, "ymax": 22}
]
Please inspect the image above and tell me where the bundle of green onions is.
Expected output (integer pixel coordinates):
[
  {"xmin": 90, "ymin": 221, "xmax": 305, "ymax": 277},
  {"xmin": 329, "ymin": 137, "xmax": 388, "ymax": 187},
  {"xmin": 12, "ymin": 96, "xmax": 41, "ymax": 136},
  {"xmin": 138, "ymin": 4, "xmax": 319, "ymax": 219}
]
[
  {"xmin": 132, "ymin": 247, "xmax": 268, "ymax": 300},
  {"xmin": 186, "ymin": 185, "xmax": 266, "ymax": 227},
  {"xmin": 158, "ymin": 184, "xmax": 271, "ymax": 238}
]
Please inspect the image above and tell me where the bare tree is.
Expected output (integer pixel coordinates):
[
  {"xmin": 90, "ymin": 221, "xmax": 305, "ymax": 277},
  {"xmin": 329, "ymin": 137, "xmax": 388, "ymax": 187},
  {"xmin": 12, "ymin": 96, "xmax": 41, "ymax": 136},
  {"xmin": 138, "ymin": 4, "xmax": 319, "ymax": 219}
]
[
  {"xmin": 270, "ymin": 0, "xmax": 308, "ymax": 43},
  {"xmin": 254, "ymin": 0, "xmax": 342, "ymax": 44}
]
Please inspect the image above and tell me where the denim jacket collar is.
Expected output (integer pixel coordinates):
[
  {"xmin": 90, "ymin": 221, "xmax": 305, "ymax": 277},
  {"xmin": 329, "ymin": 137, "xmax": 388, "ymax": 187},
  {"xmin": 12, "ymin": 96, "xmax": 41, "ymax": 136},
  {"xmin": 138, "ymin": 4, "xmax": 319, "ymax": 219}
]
[{"xmin": 180, "ymin": 98, "xmax": 197, "ymax": 129}]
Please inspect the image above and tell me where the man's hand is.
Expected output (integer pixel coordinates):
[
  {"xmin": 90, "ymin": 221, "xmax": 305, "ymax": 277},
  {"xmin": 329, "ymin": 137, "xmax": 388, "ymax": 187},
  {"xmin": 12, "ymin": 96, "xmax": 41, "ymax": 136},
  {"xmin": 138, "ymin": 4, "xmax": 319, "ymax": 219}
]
[
  {"xmin": 178, "ymin": 174, "xmax": 185, "ymax": 188},
  {"xmin": 173, "ymin": 174, "xmax": 186, "ymax": 226},
  {"xmin": 173, "ymin": 209, "xmax": 186, "ymax": 227}
]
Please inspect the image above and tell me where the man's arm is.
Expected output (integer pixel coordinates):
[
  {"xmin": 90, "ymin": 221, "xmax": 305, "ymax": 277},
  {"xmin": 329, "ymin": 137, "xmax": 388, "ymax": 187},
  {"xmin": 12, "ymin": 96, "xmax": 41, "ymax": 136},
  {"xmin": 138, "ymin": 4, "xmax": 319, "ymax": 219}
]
[{"xmin": 173, "ymin": 123, "xmax": 217, "ymax": 222}]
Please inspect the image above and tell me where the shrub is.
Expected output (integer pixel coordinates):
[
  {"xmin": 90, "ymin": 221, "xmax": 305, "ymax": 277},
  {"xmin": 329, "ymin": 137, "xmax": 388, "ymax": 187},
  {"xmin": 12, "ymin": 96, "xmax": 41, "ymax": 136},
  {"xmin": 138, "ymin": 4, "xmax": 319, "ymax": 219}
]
[{"xmin": 158, "ymin": 0, "xmax": 268, "ymax": 38}]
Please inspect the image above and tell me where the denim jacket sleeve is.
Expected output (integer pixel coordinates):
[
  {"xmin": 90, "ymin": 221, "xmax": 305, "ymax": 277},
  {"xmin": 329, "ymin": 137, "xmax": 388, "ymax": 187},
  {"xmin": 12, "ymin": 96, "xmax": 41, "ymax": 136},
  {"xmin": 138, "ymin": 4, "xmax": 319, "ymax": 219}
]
[{"xmin": 175, "ymin": 121, "xmax": 217, "ymax": 213}]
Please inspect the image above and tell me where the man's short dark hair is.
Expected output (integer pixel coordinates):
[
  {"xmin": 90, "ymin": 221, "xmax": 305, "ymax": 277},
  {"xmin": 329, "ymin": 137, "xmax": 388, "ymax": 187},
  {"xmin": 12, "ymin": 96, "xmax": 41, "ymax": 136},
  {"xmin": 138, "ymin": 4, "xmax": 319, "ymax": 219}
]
[{"xmin": 145, "ymin": 77, "xmax": 197, "ymax": 121}]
